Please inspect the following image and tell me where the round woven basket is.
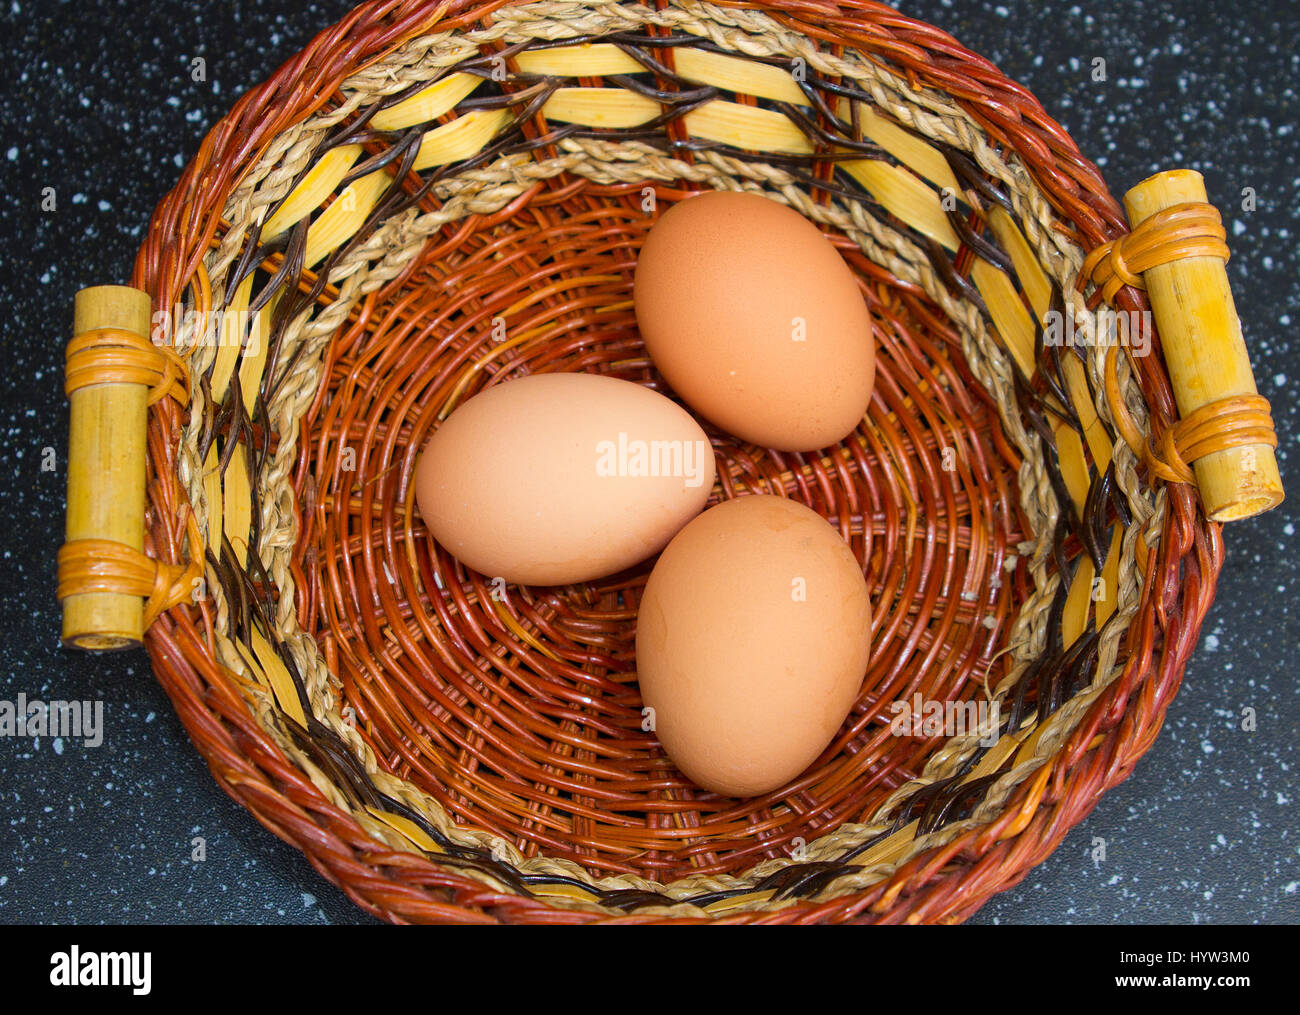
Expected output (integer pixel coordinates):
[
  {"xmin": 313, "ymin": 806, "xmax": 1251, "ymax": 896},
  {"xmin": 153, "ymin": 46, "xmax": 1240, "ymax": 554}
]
[{"xmin": 70, "ymin": 0, "xmax": 1271, "ymax": 923}]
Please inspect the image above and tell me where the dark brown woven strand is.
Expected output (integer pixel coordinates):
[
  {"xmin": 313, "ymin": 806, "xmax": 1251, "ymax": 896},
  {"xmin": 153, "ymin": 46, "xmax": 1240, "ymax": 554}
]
[{"xmin": 125, "ymin": 0, "xmax": 1224, "ymax": 922}]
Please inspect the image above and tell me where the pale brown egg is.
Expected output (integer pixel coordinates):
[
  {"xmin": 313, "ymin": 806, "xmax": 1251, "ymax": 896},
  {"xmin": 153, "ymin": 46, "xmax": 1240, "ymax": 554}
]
[
  {"xmin": 633, "ymin": 190, "xmax": 876, "ymax": 452},
  {"xmin": 635, "ymin": 495, "xmax": 873, "ymax": 797},
  {"xmin": 414, "ymin": 373, "xmax": 715, "ymax": 586}
]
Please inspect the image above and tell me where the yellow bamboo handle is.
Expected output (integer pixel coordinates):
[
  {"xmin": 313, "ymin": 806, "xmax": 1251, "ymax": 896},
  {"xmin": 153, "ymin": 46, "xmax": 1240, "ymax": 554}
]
[
  {"xmin": 62, "ymin": 286, "xmax": 152, "ymax": 649},
  {"xmin": 1123, "ymin": 170, "xmax": 1284, "ymax": 522}
]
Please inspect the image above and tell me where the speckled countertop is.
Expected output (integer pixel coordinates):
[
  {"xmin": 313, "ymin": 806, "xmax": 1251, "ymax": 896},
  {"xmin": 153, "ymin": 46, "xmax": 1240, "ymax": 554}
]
[{"xmin": 0, "ymin": 0, "xmax": 1295, "ymax": 925}]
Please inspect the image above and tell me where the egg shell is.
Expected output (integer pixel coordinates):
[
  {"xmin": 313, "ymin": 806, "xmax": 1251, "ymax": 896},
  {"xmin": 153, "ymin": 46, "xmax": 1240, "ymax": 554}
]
[
  {"xmin": 633, "ymin": 190, "xmax": 875, "ymax": 452},
  {"xmin": 414, "ymin": 372, "xmax": 715, "ymax": 586},
  {"xmin": 636, "ymin": 495, "xmax": 873, "ymax": 797}
]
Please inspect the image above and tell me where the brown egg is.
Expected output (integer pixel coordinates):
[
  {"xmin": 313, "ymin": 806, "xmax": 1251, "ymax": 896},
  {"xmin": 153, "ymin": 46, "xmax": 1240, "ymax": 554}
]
[
  {"xmin": 414, "ymin": 373, "xmax": 714, "ymax": 586},
  {"xmin": 635, "ymin": 495, "xmax": 873, "ymax": 797},
  {"xmin": 633, "ymin": 190, "xmax": 875, "ymax": 452}
]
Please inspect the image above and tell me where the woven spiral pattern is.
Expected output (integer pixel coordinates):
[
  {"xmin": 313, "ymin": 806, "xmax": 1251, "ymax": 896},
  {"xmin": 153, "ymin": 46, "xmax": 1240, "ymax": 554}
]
[{"xmin": 128, "ymin": 0, "xmax": 1224, "ymax": 922}]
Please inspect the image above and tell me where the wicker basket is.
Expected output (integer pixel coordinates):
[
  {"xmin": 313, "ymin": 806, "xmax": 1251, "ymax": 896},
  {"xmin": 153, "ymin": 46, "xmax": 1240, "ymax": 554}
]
[{"xmin": 57, "ymin": 0, "xmax": 1282, "ymax": 923}]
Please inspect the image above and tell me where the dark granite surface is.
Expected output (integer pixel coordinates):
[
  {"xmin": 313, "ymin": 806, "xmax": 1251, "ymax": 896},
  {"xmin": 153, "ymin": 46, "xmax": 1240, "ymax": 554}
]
[{"xmin": 0, "ymin": 0, "xmax": 1295, "ymax": 925}]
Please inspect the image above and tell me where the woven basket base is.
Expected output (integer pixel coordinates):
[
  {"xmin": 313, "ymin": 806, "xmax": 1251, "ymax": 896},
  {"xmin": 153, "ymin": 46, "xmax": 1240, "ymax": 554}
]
[{"xmin": 290, "ymin": 176, "xmax": 1024, "ymax": 882}]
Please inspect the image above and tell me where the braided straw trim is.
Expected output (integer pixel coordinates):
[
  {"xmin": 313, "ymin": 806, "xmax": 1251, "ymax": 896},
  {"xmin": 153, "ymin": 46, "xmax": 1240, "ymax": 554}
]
[{"xmin": 156, "ymin": 1, "xmax": 1163, "ymax": 912}]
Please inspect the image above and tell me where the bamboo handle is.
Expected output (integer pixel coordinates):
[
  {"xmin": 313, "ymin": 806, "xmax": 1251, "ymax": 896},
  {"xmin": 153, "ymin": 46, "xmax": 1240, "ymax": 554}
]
[
  {"xmin": 1123, "ymin": 170, "xmax": 1284, "ymax": 522},
  {"xmin": 61, "ymin": 286, "xmax": 153, "ymax": 649}
]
